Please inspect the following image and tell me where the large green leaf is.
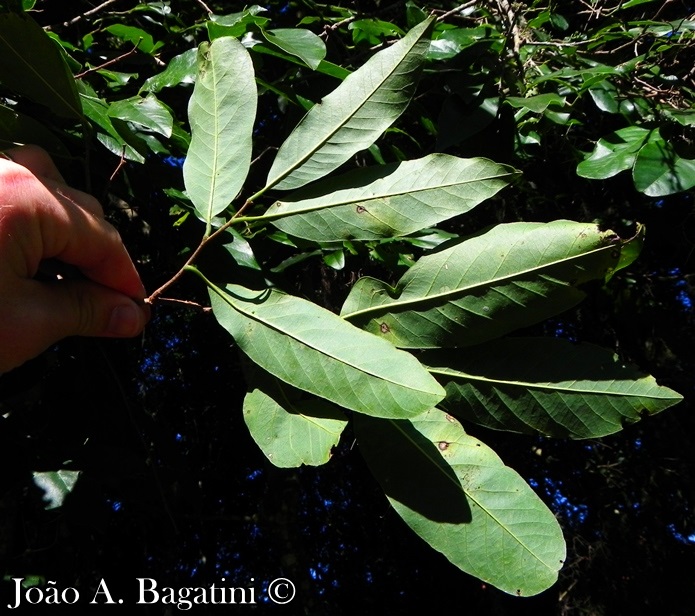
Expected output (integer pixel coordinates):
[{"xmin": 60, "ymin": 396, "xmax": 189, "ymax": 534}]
[
  {"xmin": 263, "ymin": 154, "xmax": 517, "ymax": 242},
  {"xmin": 183, "ymin": 37, "xmax": 257, "ymax": 225},
  {"xmin": 207, "ymin": 281, "xmax": 445, "ymax": 418},
  {"xmin": 356, "ymin": 410, "xmax": 565, "ymax": 596},
  {"xmin": 424, "ymin": 337, "xmax": 683, "ymax": 439},
  {"xmin": 341, "ymin": 221, "xmax": 637, "ymax": 349},
  {"xmin": 577, "ymin": 126, "xmax": 655, "ymax": 180},
  {"xmin": 243, "ymin": 373, "xmax": 348, "ymax": 468},
  {"xmin": 633, "ymin": 140, "xmax": 695, "ymax": 196},
  {"xmin": 266, "ymin": 17, "xmax": 433, "ymax": 191},
  {"xmin": 108, "ymin": 94, "xmax": 174, "ymax": 138},
  {"xmin": 0, "ymin": 12, "xmax": 82, "ymax": 120}
]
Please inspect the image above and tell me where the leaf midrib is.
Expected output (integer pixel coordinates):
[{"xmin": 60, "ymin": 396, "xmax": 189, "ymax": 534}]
[
  {"xmin": 390, "ymin": 419, "xmax": 557, "ymax": 572},
  {"xmin": 0, "ymin": 28, "xmax": 81, "ymax": 120},
  {"xmin": 342, "ymin": 242, "xmax": 613, "ymax": 320},
  {"xmin": 211, "ymin": 284, "xmax": 437, "ymax": 395},
  {"xmin": 268, "ymin": 20, "xmax": 429, "ymax": 189},
  {"xmin": 425, "ymin": 366, "xmax": 679, "ymax": 399},
  {"xmin": 270, "ymin": 168, "xmax": 515, "ymax": 218}
]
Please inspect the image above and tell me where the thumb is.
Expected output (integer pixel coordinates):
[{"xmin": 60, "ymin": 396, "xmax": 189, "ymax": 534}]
[{"xmin": 10, "ymin": 279, "xmax": 149, "ymax": 363}]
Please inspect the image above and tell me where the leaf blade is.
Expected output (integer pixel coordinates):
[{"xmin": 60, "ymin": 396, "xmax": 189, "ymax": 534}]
[
  {"xmin": 208, "ymin": 283, "xmax": 445, "ymax": 418},
  {"xmin": 265, "ymin": 154, "xmax": 518, "ymax": 241},
  {"xmin": 266, "ymin": 17, "xmax": 434, "ymax": 191},
  {"xmin": 183, "ymin": 37, "xmax": 257, "ymax": 224},
  {"xmin": 356, "ymin": 410, "xmax": 565, "ymax": 596},
  {"xmin": 342, "ymin": 221, "xmax": 635, "ymax": 348},
  {"xmin": 424, "ymin": 337, "xmax": 683, "ymax": 439}
]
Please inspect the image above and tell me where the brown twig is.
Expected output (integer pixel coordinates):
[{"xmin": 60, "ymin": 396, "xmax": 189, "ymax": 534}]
[
  {"xmin": 157, "ymin": 297, "xmax": 212, "ymax": 312},
  {"xmin": 436, "ymin": 0, "xmax": 478, "ymax": 22},
  {"xmin": 145, "ymin": 197, "xmax": 256, "ymax": 305},
  {"xmin": 55, "ymin": 0, "xmax": 121, "ymax": 28},
  {"xmin": 194, "ymin": 0, "xmax": 213, "ymax": 15},
  {"xmin": 74, "ymin": 44, "xmax": 140, "ymax": 79}
]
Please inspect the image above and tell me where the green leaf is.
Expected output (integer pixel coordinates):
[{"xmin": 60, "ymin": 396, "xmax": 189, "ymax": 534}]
[
  {"xmin": 243, "ymin": 373, "xmax": 348, "ymax": 468},
  {"xmin": 0, "ymin": 12, "xmax": 82, "ymax": 120},
  {"xmin": 220, "ymin": 229, "xmax": 261, "ymax": 271},
  {"xmin": 263, "ymin": 154, "xmax": 517, "ymax": 242},
  {"xmin": 105, "ymin": 24, "xmax": 163, "ymax": 54},
  {"xmin": 78, "ymin": 82, "xmax": 145, "ymax": 162},
  {"xmin": 141, "ymin": 48, "xmax": 197, "ymax": 93},
  {"xmin": 183, "ymin": 37, "xmax": 257, "ymax": 225},
  {"xmin": 633, "ymin": 140, "xmax": 695, "ymax": 196},
  {"xmin": 505, "ymin": 93, "xmax": 565, "ymax": 113},
  {"xmin": 577, "ymin": 126, "xmax": 654, "ymax": 180},
  {"xmin": 261, "ymin": 29, "xmax": 326, "ymax": 70},
  {"xmin": 0, "ymin": 104, "xmax": 69, "ymax": 157},
  {"xmin": 341, "ymin": 221, "xmax": 630, "ymax": 349},
  {"xmin": 266, "ymin": 17, "xmax": 434, "ymax": 191},
  {"xmin": 32, "ymin": 470, "xmax": 81, "ymax": 510},
  {"xmin": 424, "ymin": 337, "xmax": 682, "ymax": 439},
  {"xmin": 355, "ymin": 410, "xmax": 565, "ymax": 596},
  {"xmin": 206, "ymin": 281, "xmax": 445, "ymax": 419},
  {"xmin": 108, "ymin": 94, "xmax": 174, "ymax": 137}
]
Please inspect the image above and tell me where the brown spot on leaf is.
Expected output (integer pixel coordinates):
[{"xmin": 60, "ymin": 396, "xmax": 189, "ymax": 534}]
[
  {"xmin": 379, "ymin": 322, "xmax": 390, "ymax": 334},
  {"xmin": 438, "ymin": 441, "xmax": 449, "ymax": 451},
  {"xmin": 516, "ymin": 589, "xmax": 522, "ymax": 596},
  {"xmin": 356, "ymin": 205, "xmax": 367, "ymax": 214},
  {"xmin": 445, "ymin": 414, "xmax": 456, "ymax": 423}
]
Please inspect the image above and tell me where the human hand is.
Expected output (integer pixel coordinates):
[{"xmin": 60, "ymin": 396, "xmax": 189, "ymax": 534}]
[{"xmin": 0, "ymin": 145, "xmax": 149, "ymax": 373}]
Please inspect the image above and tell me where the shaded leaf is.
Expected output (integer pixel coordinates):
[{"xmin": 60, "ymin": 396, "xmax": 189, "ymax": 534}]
[
  {"xmin": 424, "ymin": 337, "xmax": 683, "ymax": 439},
  {"xmin": 577, "ymin": 126, "xmax": 654, "ymax": 180},
  {"xmin": 207, "ymin": 282, "xmax": 445, "ymax": 418},
  {"xmin": 505, "ymin": 93, "xmax": 565, "ymax": 113},
  {"xmin": 105, "ymin": 24, "xmax": 163, "ymax": 54},
  {"xmin": 633, "ymin": 140, "xmax": 695, "ymax": 196},
  {"xmin": 261, "ymin": 29, "xmax": 326, "ymax": 70},
  {"xmin": 264, "ymin": 154, "xmax": 517, "ymax": 242},
  {"xmin": 266, "ymin": 17, "xmax": 434, "ymax": 191},
  {"xmin": 356, "ymin": 410, "xmax": 565, "ymax": 596},
  {"xmin": 0, "ymin": 12, "xmax": 82, "ymax": 120},
  {"xmin": 0, "ymin": 104, "xmax": 69, "ymax": 157},
  {"xmin": 183, "ymin": 37, "xmax": 257, "ymax": 224},
  {"xmin": 342, "ymin": 221, "xmax": 635, "ymax": 348}
]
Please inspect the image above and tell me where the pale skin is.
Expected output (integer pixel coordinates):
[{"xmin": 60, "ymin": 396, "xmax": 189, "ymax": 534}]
[{"xmin": 0, "ymin": 145, "xmax": 149, "ymax": 373}]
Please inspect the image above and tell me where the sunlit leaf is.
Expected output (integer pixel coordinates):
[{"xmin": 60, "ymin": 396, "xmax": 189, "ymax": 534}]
[
  {"xmin": 266, "ymin": 17, "xmax": 434, "ymax": 191},
  {"xmin": 32, "ymin": 470, "xmax": 81, "ymax": 510},
  {"xmin": 264, "ymin": 154, "xmax": 517, "ymax": 241},
  {"xmin": 108, "ymin": 94, "xmax": 174, "ymax": 137},
  {"xmin": 342, "ymin": 221, "xmax": 635, "ymax": 348},
  {"xmin": 356, "ymin": 410, "xmax": 565, "ymax": 596},
  {"xmin": 424, "ymin": 337, "xmax": 683, "ymax": 439},
  {"xmin": 183, "ymin": 37, "xmax": 257, "ymax": 224},
  {"xmin": 141, "ymin": 48, "xmax": 197, "ymax": 93},
  {"xmin": 207, "ymin": 281, "xmax": 445, "ymax": 419},
  {"xmin": 243, "ymin": 372, "xmax": 347, "ymax": 468}
]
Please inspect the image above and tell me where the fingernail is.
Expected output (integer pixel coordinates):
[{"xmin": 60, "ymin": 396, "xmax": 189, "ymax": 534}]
[{"xmin": 107, "ymin": 304, "xmax": 141, "ymax": 337}]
